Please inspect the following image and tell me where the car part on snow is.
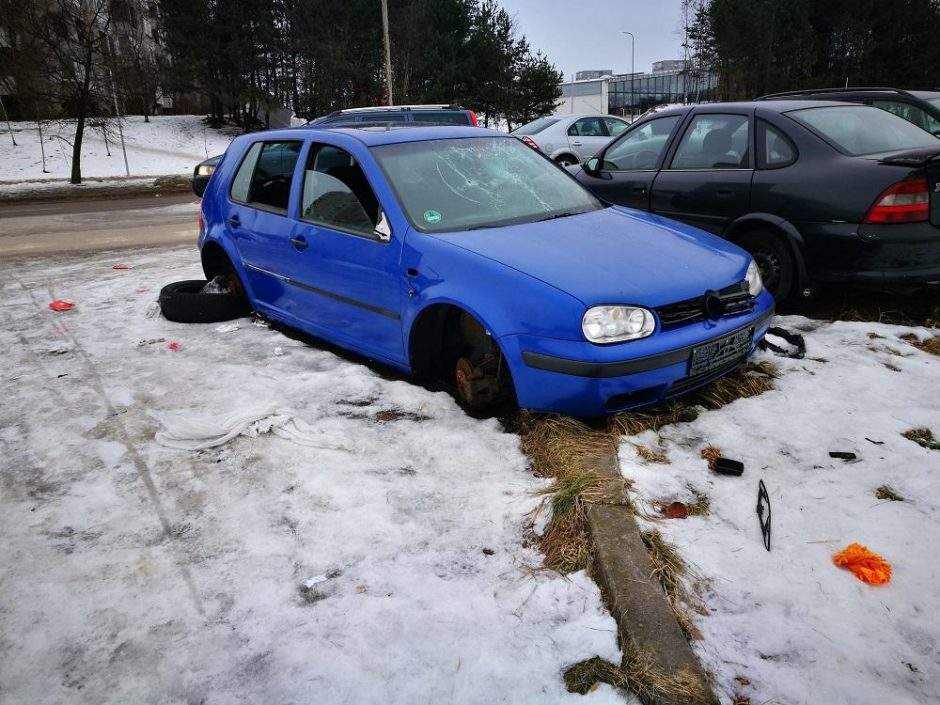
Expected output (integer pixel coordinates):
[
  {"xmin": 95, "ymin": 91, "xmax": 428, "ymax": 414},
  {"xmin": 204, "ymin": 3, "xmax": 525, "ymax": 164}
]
[
  {"xmin": 714, "ymin": 457, "xmax": 744, "ymax": 476},
  {"xmin": 158, "ymin": 278, "xmax": 250, "ymax": 324},
  {"xmin": 756, "ymin": 479, "xmax": 772, "ymax": 551},
  {"xmin": 759, "ymin": 326, "xmax": 806, "ymax": 359},
  {"xmin": 833, "ymin": 543, "xmax": 892, "ymax": 585},
  {"xmin": 829, "ymin": 451, "xmax": 857, "ymax": 461},
  {"xmin": 48, "ymin": 300, "xmax": 75, "ymax": 311},
  {"xmin": 865, "ymin": 437, "xmax": 885, "ymax": 445}
]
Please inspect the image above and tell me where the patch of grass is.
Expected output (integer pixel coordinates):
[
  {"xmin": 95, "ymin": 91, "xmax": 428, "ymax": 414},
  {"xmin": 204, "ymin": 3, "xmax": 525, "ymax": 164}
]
[
  {"xmin": 631, "ymin": 443, "xmax": 670, "ymax": 464},
  {"xmin": 685, "ymin": 486, "xmax": 710, "ymax": 516},
  {"xmin": 912, "ymin": 336, "xmax": 940, "ymax": 357},
  {"xmin": 563, "ymin": 648, "xmax": 711, "ymax": 704},
  {"xmin": 875, "ymin": 485, "xmax": 904, "ymax": 502},
  {"xmin": 518, "ymin": 413, "xmax": 616, "ymax": 478},
  {"xmin": 534, "ymin": 470, "xmax": 605, "ymax": 573},
  {"xmin": 883, "ymin": 362, "xmax": 901, "ymax": 372},
  {"xmin": 700, "ymin": 446, "xmax": 721, "ymax": 470},
  {"xmin": 641, "ymin": 530, "xmax": 697, "ymax": 639},
  {"xmin": 609, "ymin": 402, "xmax": 699, "ymax": 437},
  {"xmin": 867, "ymin": 332, "xmax": 883, "ymax": 339},
  {"xmin": 692, "ymin": 361, "xmax": 778, "ymax": 410},
  {"xmin": 903, "ymin": 428, "xmax": 940, "ymax": 451}
]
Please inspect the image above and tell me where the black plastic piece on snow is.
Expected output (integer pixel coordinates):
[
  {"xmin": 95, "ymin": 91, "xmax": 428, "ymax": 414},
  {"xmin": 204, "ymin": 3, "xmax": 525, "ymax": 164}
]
[
  {"xmin": 829, "ymin": 451, "xmax": 857, "ymax": 461},
  {"xmin": 756, "ymin": 479, "xmax": 771, "ymax": 552},
  {"xmin": 714, "ymin": 457, "xmax": 744, "ymax": 476}
]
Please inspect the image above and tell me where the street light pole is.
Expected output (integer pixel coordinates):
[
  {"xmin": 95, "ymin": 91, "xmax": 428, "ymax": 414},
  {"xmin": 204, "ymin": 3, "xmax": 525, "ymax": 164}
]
[
  {"xmin": 622, "ymin": 31, "xmax": 635, "ymax": 120},
  {"xmin": 380, "ymin": 0, "xmax": 394, "ymax": 105}
]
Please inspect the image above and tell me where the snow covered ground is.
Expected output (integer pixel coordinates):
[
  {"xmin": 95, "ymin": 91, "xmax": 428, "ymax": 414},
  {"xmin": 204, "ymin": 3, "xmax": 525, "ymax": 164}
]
[
  {"xmin": 0, "ymin": 116, "xmax": 236, "ymax": 184},
  {"xmin": 620, "ymin": 319, "xmax": 940, "ymax": 705},
  {"xmin": 0, "ymin": 247, "xmax": 626, "ymax": 705}
]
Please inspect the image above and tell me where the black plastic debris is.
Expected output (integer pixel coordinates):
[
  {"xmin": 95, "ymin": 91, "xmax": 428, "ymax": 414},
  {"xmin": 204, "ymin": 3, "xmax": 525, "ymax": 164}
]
[
  {"xmin": 829, "ymin": 451, "xmax": 857, "ymax": 461},
  {"xmin": 865, "ymin": 437, "xmax": 885, "ymax": 446},
  {"xmin": 714, "ymin": 457, "xmax": 744, "ymax": 476},
  {"xmin": 756, "ymin": 480, "xmax": 771, "ymax": 552},
  {"xmin": 759, "ymin": 326, "xmax": 806, "ymax": 359}
]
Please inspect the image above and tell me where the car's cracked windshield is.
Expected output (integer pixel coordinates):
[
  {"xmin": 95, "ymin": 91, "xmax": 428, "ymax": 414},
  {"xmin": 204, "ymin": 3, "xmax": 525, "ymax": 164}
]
[{"xmin": 371, "ymin": 136, "xmax": 603, "ymax": 232}]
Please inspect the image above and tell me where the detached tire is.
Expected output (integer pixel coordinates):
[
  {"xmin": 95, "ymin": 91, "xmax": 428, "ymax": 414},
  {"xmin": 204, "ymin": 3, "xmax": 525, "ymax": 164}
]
[{"xmin": 158, "ymin": 279, "xmax": 250, "ymax": 323}]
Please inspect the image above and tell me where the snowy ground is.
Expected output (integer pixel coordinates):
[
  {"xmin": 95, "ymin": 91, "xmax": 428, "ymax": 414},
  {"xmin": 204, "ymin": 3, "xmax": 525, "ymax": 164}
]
[
  {"xmin": 620, "ymin": 319, "xmax": 940, "ymax": 705},
  {"xmin": 0, "ymin": 247, "xmax": 626, "ymax": 705},
  {"xmin": 0, "ymin": 116, "xmax": 237, "ymax": 185}
]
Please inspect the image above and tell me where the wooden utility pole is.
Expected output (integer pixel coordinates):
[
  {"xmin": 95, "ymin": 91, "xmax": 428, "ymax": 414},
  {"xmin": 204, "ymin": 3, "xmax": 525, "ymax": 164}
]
[{"xmin": 380, "ymin": 0, "xmax": 394, "ymax": 105}]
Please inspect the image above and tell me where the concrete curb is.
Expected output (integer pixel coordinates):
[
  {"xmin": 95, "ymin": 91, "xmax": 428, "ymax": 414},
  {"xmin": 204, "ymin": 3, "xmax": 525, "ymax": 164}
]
[
  {"xmin": 582, "ymin": 448, "xmax": 719, "ymax": 705},
  {"xmin": 0, "ymin": 176, "xmax": 190, "ymax": 204}
]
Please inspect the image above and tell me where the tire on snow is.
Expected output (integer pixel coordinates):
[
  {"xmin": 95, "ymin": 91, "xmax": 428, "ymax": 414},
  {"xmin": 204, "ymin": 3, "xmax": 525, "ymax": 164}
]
[{"xmin": 158, "ymin": 279, "xmax": 250, "ymax": 324}]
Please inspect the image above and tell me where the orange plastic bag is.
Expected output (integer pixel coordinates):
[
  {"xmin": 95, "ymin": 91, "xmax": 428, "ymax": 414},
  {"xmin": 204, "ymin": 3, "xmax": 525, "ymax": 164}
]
[{"xmin": 833, "ymin": 543, "xmax": 892, "ymax": 585}]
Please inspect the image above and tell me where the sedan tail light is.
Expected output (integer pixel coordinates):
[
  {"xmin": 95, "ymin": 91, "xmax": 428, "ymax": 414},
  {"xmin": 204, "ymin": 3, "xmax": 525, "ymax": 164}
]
[
  {"xmin": 521, "ymin": 135, "xmax": 540, "ymax": 151},
  {"xmin": 864, "ymin": 177, "xmax": 929, "ymax": 223},
  {"xmin": 468, "ymin": 110, "xmax": 478, "ymax": 126}
]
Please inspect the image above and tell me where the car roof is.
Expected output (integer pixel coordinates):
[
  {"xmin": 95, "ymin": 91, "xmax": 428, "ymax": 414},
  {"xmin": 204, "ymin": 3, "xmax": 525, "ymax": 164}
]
[
  {"xmin": 238, "ymin": 124, "xmax": 505, "ymax": 147},
  {"xmin": 645, "ymin": 99, "xmax": 863, "ymax": 118}
]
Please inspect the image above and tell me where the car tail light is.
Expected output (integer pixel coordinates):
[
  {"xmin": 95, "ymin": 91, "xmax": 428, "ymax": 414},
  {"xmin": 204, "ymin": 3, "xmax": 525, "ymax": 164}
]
[
  {"xmin": 864, "ymin": 177, "xmax": 929, "ymax": 223},
  {"xmin": 198, "ymin": 209, "xmax": 205, "ymax": 233},
  {"xmin": 521, "ymin": 135, "xmax": 540, "ymax": 151},
  {"xmin": 468, "ymin": 110, "xmax": 478, "ymax": 127}
]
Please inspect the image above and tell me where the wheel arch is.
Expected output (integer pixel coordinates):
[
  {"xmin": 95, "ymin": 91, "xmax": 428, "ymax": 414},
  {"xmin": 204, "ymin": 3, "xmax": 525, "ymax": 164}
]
[
  {"xmin": 725, "ymin": 213, "xmax": 812, "ymax": 297},
  {"xmin": 407, "ymin": 300, "xmax": 505, "ymax": 375}
]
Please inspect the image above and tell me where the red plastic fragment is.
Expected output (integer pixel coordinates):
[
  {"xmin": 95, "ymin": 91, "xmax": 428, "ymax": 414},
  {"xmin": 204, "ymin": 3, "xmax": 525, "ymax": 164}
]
[
  {"xmin": 112, "ymin": 264, "xmax": 131, "ymax": 270},
  {"xmin": 49, "ymin": 300, "xmax": 75, "ymax": 311},
  {"xmin": 168, "ymin": 342, "xmax": 180, "ymax": 351}
]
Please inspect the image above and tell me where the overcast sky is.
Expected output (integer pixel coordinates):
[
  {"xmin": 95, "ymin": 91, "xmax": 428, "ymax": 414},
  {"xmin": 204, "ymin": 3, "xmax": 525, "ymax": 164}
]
[{"xmin": 497, "ymin": 0, "xmax": 688, "ymax": 80}]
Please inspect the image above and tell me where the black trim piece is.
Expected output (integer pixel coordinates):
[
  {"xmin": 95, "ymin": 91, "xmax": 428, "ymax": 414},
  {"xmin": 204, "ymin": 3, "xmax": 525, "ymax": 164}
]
[
  {"xmin": 522, "ymin": 311, "xmax": 773, "ymax": 378},
  {"xmin": 245, "ymin": 263, "xmax": 400, "ymax": 320}
]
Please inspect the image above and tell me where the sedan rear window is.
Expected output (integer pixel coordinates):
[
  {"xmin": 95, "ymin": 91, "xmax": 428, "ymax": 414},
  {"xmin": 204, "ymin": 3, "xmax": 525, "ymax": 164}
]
[
  {"xmin": 372, "ymin": 137, "xmax": 602, "ymax": 232},
  {"xmin": 787, "ymin": 105, "xmax": 940, "ymax": 156},
  {"xmin": 512, "ymin": 117, "xmax": 561, "ymax": 135}
]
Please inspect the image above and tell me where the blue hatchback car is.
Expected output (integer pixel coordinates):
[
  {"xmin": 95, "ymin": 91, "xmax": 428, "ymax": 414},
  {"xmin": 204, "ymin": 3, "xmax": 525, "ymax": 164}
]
[{"xmin": 196, "ymin": 125, "xmax": 774, "ymax": 416}]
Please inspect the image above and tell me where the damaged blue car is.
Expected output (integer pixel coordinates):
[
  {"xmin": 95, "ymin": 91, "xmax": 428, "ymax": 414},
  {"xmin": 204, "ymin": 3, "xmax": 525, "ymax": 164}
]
[{"xmin": 195, "ymin": 125, "xmax": 774, "ymax": 416}]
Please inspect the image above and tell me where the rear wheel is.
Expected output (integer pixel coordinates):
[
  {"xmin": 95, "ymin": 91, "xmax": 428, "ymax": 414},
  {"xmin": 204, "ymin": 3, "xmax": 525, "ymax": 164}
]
[
  {"xmin": 739, "ymin": 230, "xmax": 795, "ymax": 303},
  {"xmin": 554, "ymin": 154, "xmax": 580, "ymax": 168}
]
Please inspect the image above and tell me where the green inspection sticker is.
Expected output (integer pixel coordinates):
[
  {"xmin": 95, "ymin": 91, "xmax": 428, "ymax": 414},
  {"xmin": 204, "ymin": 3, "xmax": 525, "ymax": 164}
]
[{"xmin": 423, "ymin": 210, "xmax": 442, "ymax": 224}]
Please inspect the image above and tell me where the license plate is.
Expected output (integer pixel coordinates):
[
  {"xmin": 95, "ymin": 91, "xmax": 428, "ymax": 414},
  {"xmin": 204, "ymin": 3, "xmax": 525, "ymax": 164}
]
[{"xmin": 689, "ymin": 327, "xmax": 754, "ymax": 376}]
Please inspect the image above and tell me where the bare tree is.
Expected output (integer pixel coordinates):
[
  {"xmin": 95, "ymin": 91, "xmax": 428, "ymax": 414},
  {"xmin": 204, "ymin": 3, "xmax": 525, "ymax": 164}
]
[{"xmin": 22, "ymin": 0, "xmax": 113, "ymax": 183}]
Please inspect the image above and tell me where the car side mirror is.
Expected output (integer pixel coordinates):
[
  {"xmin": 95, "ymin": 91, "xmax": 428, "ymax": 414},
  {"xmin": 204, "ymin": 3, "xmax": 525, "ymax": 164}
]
[
  {"xmin": 373, "ymin": 210, "xmax": 391, "ymax": 242},
  {"xmin": 192, "ymin": 174, "xmax": 210, "ymax": 198},
  {"xmin": 585, "ymin": 157, "xmax": 601, "ymax": 173}
]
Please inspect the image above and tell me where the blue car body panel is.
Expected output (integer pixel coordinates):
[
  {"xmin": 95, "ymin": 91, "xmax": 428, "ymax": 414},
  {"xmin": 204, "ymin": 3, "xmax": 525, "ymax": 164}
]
[{"xmin": 199, "ymin": 126, "xmax": 774, "ymax": 416}]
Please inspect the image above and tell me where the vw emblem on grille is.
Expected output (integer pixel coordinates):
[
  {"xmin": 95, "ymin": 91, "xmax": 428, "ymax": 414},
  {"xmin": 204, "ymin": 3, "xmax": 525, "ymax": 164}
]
[{"xmin": 701, "ymin": 291, "xmax": 726, "ymax": 321}]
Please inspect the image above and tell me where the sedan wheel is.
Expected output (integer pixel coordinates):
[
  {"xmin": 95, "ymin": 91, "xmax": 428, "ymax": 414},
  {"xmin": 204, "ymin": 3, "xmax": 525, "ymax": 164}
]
[
  {"xmin": 740, "ymin": 230, "xmax": 794, "ymax": 303},
  {"xmin": 554, "ymin": 155, "xmax": 580, "ymax": 168}
]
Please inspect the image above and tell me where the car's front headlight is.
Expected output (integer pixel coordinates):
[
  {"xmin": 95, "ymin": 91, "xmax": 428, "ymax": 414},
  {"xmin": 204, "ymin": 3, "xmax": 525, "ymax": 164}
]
[
  {"xmin": 582, "ymin": 305, "xmax": 655, "ymax": 344},
  {"xmin": 746, "ymin": 259, "xmax": 764, "ymax": 296}
]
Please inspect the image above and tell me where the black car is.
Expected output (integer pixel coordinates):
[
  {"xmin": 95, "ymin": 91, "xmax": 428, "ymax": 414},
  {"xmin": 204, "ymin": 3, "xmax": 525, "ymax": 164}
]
[
  {"xmin": 758, "ymin": 88, "xmax": 940, "ymax": 136},
  {"xmin": 570, "ymin": 100, "xmax": 940, "ymax": 303}
]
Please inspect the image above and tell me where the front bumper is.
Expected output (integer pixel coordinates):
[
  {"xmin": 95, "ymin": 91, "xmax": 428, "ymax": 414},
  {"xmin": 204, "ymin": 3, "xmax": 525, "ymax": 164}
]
[{"xmin": 502, "ymin": 295, "xmax": 774, "ymax": 416}]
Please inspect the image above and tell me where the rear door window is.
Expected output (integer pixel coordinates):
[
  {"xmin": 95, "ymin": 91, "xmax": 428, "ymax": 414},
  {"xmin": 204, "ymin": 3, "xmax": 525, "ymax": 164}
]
[
  {"xmin": 568, "ymin": 117, "xmax": 605, "ymax": 137},
  {"xmin": 669, "ymin": 115, "xmax": 750, "ymax": 169},
  {"xmin": 229, "ymin": 140, "xmax": 303, "ymax": 213},
  {"xmin": 603, "ymin": 117, "xmax": 630, "ymax": 136}
]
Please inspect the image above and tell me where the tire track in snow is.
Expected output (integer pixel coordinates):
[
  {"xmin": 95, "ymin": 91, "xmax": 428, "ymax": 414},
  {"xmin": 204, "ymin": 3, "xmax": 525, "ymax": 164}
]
[{"xmin": 8, "ymin": 273, "xmax": 206, "ymax": 616}]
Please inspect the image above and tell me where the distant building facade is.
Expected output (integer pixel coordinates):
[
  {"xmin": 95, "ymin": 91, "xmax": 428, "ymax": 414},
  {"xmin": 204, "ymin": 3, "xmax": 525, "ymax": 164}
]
[{"xmin": 574, "ymin": 69, "xmax": 613, "ymax": 81}]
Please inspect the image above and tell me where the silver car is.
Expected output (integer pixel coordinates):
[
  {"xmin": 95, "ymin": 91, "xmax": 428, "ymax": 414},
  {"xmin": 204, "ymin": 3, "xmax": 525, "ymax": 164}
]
[{"xmin": 511, "ymin": 113, "xmax": 630, "ymax": 166}]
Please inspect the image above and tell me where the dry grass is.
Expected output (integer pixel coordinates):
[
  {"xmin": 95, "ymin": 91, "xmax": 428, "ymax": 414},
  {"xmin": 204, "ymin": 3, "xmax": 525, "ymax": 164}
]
[
  {"xmin": 631, "ymin": 443, "xmax": 670, "ymax": 464},
  {"xmin": 692, "ymin": 361, "xmax": 778, "ymax": 410},
  {"xmin": 903, "ymin": 428, "xmax": 940, "ymax": 451},
  {"xmin": 685, "ymin": 486, "xmax": 711, "ymax": 517},
  {"xmin": 641, "ymin": 530, "xmax": 698, "ymax": 639},
  {"xmin": 700, "ymin": 446, "xmax": 722, "ymax": 470},
  {"xmin": 518, "ymin": 413, "xmax": 616, "ymax": 478},
  {"xmin": 912, "ymin": 337, "xmax": 940, "ymax": 357},
  {"xmin": 563, "ymin": 647, "xmax": 712, "ymax": 704},
  {"xmin": 609, "ymin": 402, "xmax": 699, "ymax": 436},
  {"xmin": 875, "ymin": 485, "xmax": 904, "ymax": 502},
  {"xmin": 533, "ymin": 476, "xmax": 599, "ymax": 573}
]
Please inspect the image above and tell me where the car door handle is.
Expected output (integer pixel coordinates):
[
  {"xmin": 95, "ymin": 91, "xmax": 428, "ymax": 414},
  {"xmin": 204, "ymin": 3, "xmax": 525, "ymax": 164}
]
[
  {"xmin": 290, "ymin": 236, "xmax": 309, "ymax": 251},
  {"xmin": 227, "ymin": 216, "xmax": 240, "ymax": 228},
  {"xmin": 716, "ymin": 189, "xmax": 735, "ymax": 197},
  {"xmin": 632, "ymin": 185, "xmax": 647, "ymax": 194},
  {"xmin": 571, "ymin": 140, "xmax": 583, "ymax": 146}
]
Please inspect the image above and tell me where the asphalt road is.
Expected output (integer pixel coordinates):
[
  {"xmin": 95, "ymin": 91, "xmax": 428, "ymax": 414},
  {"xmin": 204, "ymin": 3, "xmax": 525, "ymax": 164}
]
[{"xmin": 0, "ymin": 193, "xmax": 200, "ymax": 258}]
